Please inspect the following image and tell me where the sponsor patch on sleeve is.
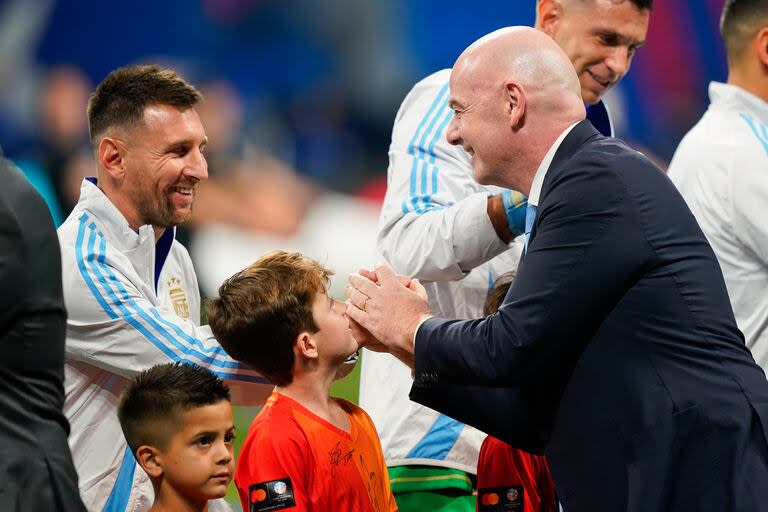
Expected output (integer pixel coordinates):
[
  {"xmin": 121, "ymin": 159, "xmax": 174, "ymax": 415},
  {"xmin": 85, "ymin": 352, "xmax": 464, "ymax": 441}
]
[
  {"xmin": 477, "ymin": 485, "xmax": 524, "ymax": 511},
  {"xmin": 248, "ymin": 478, "xmax": 297, "ymax": 511}
]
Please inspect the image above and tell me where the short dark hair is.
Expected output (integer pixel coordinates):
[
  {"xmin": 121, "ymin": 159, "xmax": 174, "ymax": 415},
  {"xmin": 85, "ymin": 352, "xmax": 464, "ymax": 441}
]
[
  {"xmin": 87, "ymin": 64, "xmax": 202, "ymax": 143},
  {"xmin": 118, "ymin": 362, "xmax": 230, "ymax": 454},
  {"xmin": 628, "ymin": 0, "xmax": 653, "ymax": 10},
  {"xmin": 483, "ymin": 271, "xmax": 517, "ymax": 316},
  {"xmin": 720, "ymin": 0, "xmax": 768, "ymax": 58},
  {"xmin": 206, "ymin": 251, "xmax": 333, "ymax": 387},
  {"xmin": 569, "ymin": 0, "xmax": 652, "ymax": 11}
]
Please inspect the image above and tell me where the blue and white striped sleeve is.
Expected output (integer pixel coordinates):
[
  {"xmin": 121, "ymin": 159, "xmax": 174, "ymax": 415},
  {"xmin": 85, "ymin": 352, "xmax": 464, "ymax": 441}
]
[
  {"xmin": 378, "ymin": 70, "xmax": 511, "ymax": 282},
  {"xmin": 62, "ymin": 213, "xmax": 273, "ymax": 404}
]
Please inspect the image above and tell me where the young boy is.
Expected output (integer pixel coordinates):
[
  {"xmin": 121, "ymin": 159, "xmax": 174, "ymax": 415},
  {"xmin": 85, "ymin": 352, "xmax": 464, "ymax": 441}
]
[
  {"xmin": 117, "ymin": 362, "xmax": 235, "ymax": 512},
  {"xmin": 476, "ymin": 272, "xmax": 557, "ymax": 512},
  {"xmin": 207, "ymin": 250, "xmax": 398, "ymax": 512}
]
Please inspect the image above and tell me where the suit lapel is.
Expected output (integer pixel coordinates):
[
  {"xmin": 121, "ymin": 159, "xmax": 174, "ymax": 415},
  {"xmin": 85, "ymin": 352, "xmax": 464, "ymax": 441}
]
[
  {"xmin": 543, "ymin": 120, "xmax": 602, "ymax": 191},
  {"xmin": 521, "ymin": 120, "xmax": 602, "ymax": 261},
  {"xmin": 533, "ymin": 121, "xmax": 603, "ymax": 237}
]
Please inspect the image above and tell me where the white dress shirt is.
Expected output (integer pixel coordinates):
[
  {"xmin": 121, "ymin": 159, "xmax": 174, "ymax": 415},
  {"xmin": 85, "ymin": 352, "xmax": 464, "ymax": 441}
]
[{"xmin": 528, "ymin": 121, "xmax": 580, "ymax": 207}]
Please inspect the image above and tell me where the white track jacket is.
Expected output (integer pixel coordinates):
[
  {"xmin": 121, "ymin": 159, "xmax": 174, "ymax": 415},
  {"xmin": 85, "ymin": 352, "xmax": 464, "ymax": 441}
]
[
  {"xmin": 59, "ymin": 179, "xmax": 273, "ymax": 512},
  {"xmin": 360, "ymin": 70, "xmax": 523, "ymax": 474}
]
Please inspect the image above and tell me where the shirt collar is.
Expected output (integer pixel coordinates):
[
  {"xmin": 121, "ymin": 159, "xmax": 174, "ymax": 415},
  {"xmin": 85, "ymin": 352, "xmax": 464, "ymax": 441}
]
[
  {"xmin": 709, "ymin": 81, "xmax": 768, "ymax": 125},
  {"xmin": 76, "ymin": 178, "xmax": 176, "ymax": 248},
  {"xmin": 78, "ymin": 178, "xmax": 141, "ymax": 241},
  {"xmin": 527, "ymin": 121, "xmax": 580, "ymax": 206}
]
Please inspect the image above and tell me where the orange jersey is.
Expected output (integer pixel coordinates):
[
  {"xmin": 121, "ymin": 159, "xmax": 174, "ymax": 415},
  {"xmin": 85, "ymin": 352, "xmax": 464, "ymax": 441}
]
[{"xmin": 236, "ymin": 391, "xmax": 398, "ymax": 512}]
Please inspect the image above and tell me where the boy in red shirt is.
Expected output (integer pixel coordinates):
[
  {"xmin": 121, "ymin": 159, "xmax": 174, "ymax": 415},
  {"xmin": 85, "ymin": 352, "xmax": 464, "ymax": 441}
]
[
  {"xmin": 476, "ymin": 273, "xmax": 557, "ymax": 512},
  {"xmin": 207, "ymin": 251, "xmax": 398, "ymax": 512}
]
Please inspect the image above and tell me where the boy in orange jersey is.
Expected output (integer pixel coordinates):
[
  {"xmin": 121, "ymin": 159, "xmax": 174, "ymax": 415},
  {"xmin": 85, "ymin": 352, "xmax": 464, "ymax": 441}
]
[
  {"xmin": 117, "ymin": 362, "xmax": 235, "ymax": 512},
  {"xmin": 207, "ymin": 251, "xmax": 398, "ymax": 512}
]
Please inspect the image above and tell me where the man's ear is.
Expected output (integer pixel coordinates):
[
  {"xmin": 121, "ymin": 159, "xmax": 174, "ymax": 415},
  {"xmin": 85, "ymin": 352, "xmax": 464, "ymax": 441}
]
[
  {"xmin": 98, "ymin": 136, "xmax": 127, "ymax": 182},
  {"xmin": 295, "ymin": 332, "xmax": 319, "ymax": 360},
  {"xmin": 135, "ymin": 445, "xmax": 163, "ymax": 479},
  {"xmin": 537, "ymin": 0, "xmax": 563, "ymax": 37},
  {"xmin": 756, "ymin": 26, "xmax": 768, "ymax": 69},
  {"xmin": 505, "ymin": 81, "xmax": 527, "ymax": 130}
]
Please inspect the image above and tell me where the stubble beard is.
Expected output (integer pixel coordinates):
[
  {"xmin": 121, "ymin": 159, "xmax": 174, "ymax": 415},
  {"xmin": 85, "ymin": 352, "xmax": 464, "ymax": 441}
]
[{"xmin": 135, "ymin": 185, "xmax": 195, "ymax": 229}]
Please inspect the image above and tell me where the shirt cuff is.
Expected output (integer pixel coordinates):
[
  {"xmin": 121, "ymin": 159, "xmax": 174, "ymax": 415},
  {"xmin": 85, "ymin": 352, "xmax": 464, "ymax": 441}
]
[{"xmin": 412, "ymin": 315, "xmax": 434, "ymax": 353}]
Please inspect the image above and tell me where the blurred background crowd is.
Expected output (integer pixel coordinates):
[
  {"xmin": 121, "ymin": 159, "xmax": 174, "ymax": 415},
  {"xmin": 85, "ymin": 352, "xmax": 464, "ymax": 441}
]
[{"xmin": 0, "ymin": 0, "xmax": 727, "ymax": 299}]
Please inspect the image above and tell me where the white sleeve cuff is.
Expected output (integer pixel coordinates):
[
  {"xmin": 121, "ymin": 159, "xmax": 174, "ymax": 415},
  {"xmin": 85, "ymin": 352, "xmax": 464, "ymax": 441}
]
[{"xmin": 413, "ymin": 315, "xmax": 434, "ymax": 350}]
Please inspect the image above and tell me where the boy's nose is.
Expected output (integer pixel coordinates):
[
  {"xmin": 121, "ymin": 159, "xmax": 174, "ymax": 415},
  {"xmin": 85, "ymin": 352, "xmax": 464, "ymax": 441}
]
[{"xmin": 216, "ymin": 443, "xmax": 233, "ymax": 464}]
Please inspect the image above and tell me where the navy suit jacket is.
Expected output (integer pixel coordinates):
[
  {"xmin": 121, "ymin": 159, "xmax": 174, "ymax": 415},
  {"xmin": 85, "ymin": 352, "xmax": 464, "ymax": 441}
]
[
  {"xmin": 0, "ymin": 160, "xmax": 86, "ymax": 511},
  {"xmin": 410, "ymin": 121, "xmax": 768, "ymax": 511}
]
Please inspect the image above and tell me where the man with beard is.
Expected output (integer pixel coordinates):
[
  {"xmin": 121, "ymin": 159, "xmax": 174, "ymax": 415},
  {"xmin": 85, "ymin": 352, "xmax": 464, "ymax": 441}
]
[{"xmin": 57, "ymin": 65, "xmax": 273, "ymax": 512}]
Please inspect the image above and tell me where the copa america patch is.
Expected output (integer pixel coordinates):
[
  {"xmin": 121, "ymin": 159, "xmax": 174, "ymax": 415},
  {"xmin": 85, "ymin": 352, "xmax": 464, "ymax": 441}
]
[
  {"xmin": 248, "ymin": 477, "xmax": 296, "ymax": 511},
  {"xmin": 477, "ymin": 485, "xmax": 524, "ymax": 511}
]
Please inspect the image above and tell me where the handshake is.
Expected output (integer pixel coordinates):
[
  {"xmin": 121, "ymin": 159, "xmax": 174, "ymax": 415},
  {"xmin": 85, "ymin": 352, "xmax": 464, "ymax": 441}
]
[{"xmin": 343, "ymin": 265, "xmax": 432, "ymax": 370}]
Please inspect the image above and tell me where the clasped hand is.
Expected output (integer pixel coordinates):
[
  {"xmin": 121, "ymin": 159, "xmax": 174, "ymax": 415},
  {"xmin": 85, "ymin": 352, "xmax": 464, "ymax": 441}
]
[{"xmin": 344, "ymin": 264, "xmax": 432, "ymax": 369}]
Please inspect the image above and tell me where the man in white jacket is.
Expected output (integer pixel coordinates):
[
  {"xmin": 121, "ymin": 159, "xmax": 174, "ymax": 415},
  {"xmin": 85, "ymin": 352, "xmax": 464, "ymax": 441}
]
[
  {"xmin": 58, "ymin": 65, "xmax": 273, "ymax": 512},
  {"xmin": 360, "ymin": 1, "xmax": 651, "ymax": 509},
  {"xmin": 669, "ymin": 0, "xmax": 768, "ymax": 372}
]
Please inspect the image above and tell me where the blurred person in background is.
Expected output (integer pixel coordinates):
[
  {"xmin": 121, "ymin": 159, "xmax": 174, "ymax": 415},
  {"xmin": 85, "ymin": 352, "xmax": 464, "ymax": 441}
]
[
  {"xmin": 359, "ymin": 1, "xmax": 651, "ymax": 510},
  {"xmin": 284, "ymin": 82, "xmax": 371, "ymax": 193},
  {"xmin": 14, "ymin": 66, "xmax": 95, "ymax": 224},
  {"xmin": 191, "ymin": 79, "xmax": 315, "ymax": 238},
  {"xmin": 38, "ymin": 66, "xmax": 95, "ymax": 212},
  {"xmin": 0, "ymin": 157, "xmax": 86, "ymax": 511},
  {"xmin": 668, "ymin": 0, "xmax": 768, "ymax": 373},
  {"xmin": 58, "ymin": 64, "xmax": 273, "ymax": 512},
  {"xmin": 188, "ymin": 82, "xmax": 384, "ymax": 301}
]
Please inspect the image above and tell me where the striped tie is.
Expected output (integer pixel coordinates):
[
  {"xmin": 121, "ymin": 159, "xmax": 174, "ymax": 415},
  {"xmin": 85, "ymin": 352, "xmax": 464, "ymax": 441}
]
[{"xmin": 524, "ymin": 204, "xmax": 538, "ymax": 253}]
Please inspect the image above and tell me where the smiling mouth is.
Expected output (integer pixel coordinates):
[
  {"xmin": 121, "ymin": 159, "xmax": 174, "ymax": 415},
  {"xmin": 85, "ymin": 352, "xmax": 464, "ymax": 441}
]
[
  {"xmin": 172, "ymin": 186, "xmax": 194, "ymax": 196},
  {"xmin": 588, "ymin": 71, "xmax": 612, "ymax": 89}
]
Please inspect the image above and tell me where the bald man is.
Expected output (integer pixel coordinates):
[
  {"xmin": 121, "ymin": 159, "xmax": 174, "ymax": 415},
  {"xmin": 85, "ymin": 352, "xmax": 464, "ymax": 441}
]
[
  {"xmin": 348, "ymin": 27, "xmax": 768, "ymax": 511},
  {"xmin": 360, "ymin": 2, "xmax": 650, "ymax": 507},
  {"xmin": 669, "ymin": 0, "xmax": 768, "ymax": 373}
]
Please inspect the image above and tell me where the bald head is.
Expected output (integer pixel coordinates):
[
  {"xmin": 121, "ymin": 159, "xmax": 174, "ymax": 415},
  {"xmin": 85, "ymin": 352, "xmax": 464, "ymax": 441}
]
[
  {"xmin": 445, "ymin": 27, "xmax": 586, "ymax": 192},
  {"xmin": 453, "ymin": 27, "xmax": 582, "ymax": 110}
]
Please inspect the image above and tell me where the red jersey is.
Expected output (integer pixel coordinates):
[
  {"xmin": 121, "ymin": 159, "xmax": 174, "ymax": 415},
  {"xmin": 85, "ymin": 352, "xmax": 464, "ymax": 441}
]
[
  {"xmin": 236, "ymin": 391, "xmax": 398, "ymax": 512},
  {"xmin": 476, "ymin": 436, "xmax": 557, "ymax": 512}
]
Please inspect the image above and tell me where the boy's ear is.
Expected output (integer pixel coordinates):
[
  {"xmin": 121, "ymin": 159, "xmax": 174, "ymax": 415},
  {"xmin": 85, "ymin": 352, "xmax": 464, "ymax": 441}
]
[
  {"xmin": 135, "ymin": 445, "xmax": 163, "ymax": 478},
  {"xmin": 295, "ymin": 331, "xmax": 319, "ymax": 360}
]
